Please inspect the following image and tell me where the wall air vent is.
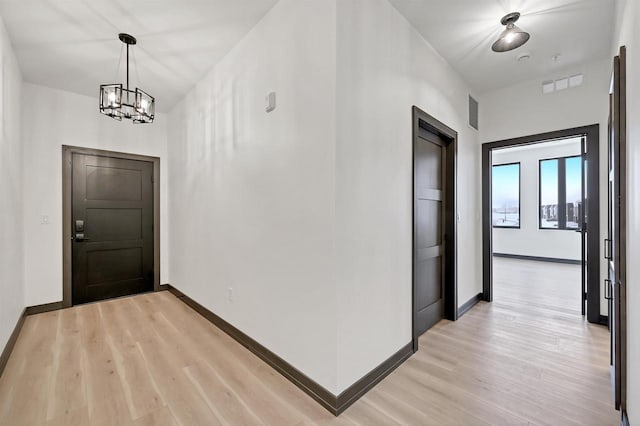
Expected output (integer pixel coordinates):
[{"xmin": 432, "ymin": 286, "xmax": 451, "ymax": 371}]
[
  {"xmin": 468, "ymin": 95, "xmax": 479, "ymax": 131},
  {"xmin": 542, "ymin": 73, "xmax": 584, "ymax": 94}
]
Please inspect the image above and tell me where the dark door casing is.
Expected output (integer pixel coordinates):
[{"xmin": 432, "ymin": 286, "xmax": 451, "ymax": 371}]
[
  {"xmin": 71, "ymin": 153, "xmax": 154, "ymax": 304},
  {"xmin": 481, "ymin": 124, "xmax": 600, "ymax": 323},
  {"xmin": 607, "ymin": 46, "xmax": 627, "ymax": 412}
]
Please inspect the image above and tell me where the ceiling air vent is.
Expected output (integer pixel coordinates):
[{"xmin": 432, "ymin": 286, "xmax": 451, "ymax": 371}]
[
  {"xmin": 542, "ymin": 73, "xmax": 584, "ymax": 94},
  {"xmin": 468, "ymin": 95, "xmax": 479, "ymax": 131}
]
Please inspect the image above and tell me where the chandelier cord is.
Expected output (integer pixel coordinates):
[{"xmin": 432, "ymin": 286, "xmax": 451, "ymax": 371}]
[
  {"xmin": 114, "ymin": 44, "xmax": 124, "ymax": 83},
  {"xmin": 131, "ymin": 46, "xmax": 142, "ymax": 88}
]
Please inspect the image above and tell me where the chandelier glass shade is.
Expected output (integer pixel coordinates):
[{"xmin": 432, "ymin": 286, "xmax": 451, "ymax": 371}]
[
  {"xmin": 491, "ymin": 12, "xmax": 530, "ymax": 53},
  {"xmin": 99, "ymin": 34, "xmax": 155, "ymax": 124}
]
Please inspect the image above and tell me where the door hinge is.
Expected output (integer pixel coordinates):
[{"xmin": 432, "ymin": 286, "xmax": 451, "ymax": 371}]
[{"xmin": 583, "ymin": 292, "xmax": 588, "ymax": 301}]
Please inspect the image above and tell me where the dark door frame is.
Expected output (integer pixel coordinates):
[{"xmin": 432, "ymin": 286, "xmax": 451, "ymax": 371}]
[
  {"xmin": 481, "ymin": 125, "xmax": 601, "ymax": 324},
  {"xmin": 609, "ymin": 45, "xmax": 627, "ymax": 413},
  {"xmin": 62, "ymin": 145, "xmax": 161, "ymax": 308},
  {"xmin": 412, "ymin": 106, "xmax": 458, "ymax": 352}
]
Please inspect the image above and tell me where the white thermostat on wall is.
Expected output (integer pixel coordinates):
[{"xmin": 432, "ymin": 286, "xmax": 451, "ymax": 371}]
[{"xmin": 266, "ymin": 92, "xmax": 276, "ymax": 112}]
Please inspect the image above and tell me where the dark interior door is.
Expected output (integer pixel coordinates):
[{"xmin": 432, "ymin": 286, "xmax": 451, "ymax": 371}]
[
  {"xmin": 414, "ymin": 129, "xmax": 446, "ymax": 336},
  {"xmin": 72, "ymin": 153, "xmax": 154, "ymax": 305},
  {"xmin": 607, "ymin": 47, "xmax": 627, "ymax": 412}
]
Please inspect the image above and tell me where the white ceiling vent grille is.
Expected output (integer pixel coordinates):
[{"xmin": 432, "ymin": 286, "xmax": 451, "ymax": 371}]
[
  {"xmin": 542, "ymin": 74, "xmax": 584, "ymax": 94},
  {"xmin": 468, "ymin": 95, "xmax": 479, "ymax": 131}
]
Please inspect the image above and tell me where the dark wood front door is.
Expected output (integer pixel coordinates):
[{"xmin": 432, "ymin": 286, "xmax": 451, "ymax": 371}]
[
  {"xmin": 414, "ymin": 129, "xmax": 446, "ymax": 336},
  {"xmin": 72, "ymin": 153, "xmax": 154, "ymax": 305},
  {"xmin": 607, "ymin": 46, "xmax": 627, "ymax": 411}
]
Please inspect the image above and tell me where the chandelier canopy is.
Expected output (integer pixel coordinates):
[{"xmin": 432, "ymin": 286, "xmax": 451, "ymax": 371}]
[{"xmin": 99, "ymin": 33, "xmax": 155, "ymax": 124}]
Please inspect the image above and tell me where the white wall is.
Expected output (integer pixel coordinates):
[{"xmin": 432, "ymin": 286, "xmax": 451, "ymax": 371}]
[
  {"xmin": 167, "ymin": 0, "xmax": 338, "ymax": 392},
  {"xmin": 492, "ymin": 140, "xmax": 582, "ymax": 260},
  {"xmin": 611, "ymin": 0, "xmax": 640, "ymax": 421},
  {"xmin": 479, "ymin": 59, "xmax": 610, "ymax": 316},
  {"xmin": 22, "ymin": 84, "xmax": 169, "ymax": 306},
  {"xmin": 167, "ymin": 0, "xmax": 482, "ymax": 395},
  {"xmin": 0, "ymin": 16, "xmax": 23, "ymax": 352},
  {"xmin": 335, "ymin": 0, "xmax": 481, "ymax": 392}
]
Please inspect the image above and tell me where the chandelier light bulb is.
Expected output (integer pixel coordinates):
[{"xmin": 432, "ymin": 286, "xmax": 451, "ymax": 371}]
[{"xmin": 491, "ymin": 12, "xmax": 530, "ymax": 53}]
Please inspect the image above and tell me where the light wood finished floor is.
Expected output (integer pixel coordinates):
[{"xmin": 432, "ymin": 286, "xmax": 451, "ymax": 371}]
[
  {"xmin": 494, "ymin": 257, "xmax": 583, "ymax": 314},
  {"xmin": 0, "ymin": 263, "xmax": 618, "ymax": 425}
]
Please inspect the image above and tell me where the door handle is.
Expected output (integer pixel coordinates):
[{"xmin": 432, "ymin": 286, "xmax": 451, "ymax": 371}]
[
  {"xmin": 74, "ymin": 233, "xmax": 90, "ymax": 242},
  {"xmin": 604, "ymin": 279, "xmax": 613, "ymax": 300}
]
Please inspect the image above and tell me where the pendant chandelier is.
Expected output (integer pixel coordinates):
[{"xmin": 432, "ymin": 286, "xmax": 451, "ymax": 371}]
[{"xmin": 99, "ymin": 33, "xmax": 155, "ymax": 124}]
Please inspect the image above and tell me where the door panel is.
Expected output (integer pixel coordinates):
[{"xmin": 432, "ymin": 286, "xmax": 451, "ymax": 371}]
[
  {"xmin": 72, "ymin": 153, "xmax": 154, "ymax": 305},
  {"xmin": 417, "ymin": 199, "xmax": 442, "ymax": 247},
  {"xmin": 86, "ymin": 208, "xmax": 143, "ymax": 241},
  {"xmin": 414, "ymin": 131, "xmax": 446, "ymax": 337},
  {"xmin": 86, "ymin": 166, "xmax": 143, "ymax": 201},
  {"xmin": 415, "ymin": 257, "xmax": 442, "ymax": 307}
]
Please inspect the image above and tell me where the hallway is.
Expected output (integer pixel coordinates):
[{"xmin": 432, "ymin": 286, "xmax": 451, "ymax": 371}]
[{"xmin": 0, "ymin": 287, "xmax": 617, "ymax": 425}]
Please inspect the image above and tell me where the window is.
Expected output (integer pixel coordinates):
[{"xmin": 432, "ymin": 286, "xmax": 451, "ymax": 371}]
[
  {"xmin": 492, "ymin": 163, "xmax": 520, "ymax": 228},
  {"xmin": 539, "ymin": 155, "xmax": 582, "ymax": 230}
]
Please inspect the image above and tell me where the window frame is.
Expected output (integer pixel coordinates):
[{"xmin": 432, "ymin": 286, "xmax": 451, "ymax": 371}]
[
  {"xmin": 538, "ymin": 154, "xmax": 582, "ymax": 231},
  {"xmin": 491, "ymin": 161, "xmax": 521, "ymax": 229}
]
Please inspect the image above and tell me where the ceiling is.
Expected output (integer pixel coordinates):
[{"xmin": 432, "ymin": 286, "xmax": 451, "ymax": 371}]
[
  {"xmin": 389, "ymin": 0, "xmax": 616, "ymax": 93},
  {"xmin": 0, "ymin": 0, "xmax": 278, "ymax": 112},
  {"xmin": 0, "ymin": 0, "xmax": 616, "ymax": 110}
]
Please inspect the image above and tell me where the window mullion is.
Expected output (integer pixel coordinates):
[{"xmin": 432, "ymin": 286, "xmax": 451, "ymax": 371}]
[{"xmin": 558, "ymin": 158, "xmax": 567, "ymax": 229}]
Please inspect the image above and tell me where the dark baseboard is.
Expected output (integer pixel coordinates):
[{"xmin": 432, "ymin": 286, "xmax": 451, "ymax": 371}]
[
  {"xmin": 599, "ymin": 315, "xmax": 609, "ymax": 326},
  {"xmin": 493, "ymin": 253, "xmax": 581, "ymax": 265},
  {"xmin": 457, "ymin": 292, "xmax": 483, "ymax": 318},
  {"xmin": 166, "ymin": 284, "xmax": 412, "ymax": 416},
  {"xmin": 158, "ymin": 283, "xmax": 170, "ymax": 291},
  {"xmin": 621, "ymin": 409, "xmax": 629, "ymax": 426},
  {"xmin": 2, "ymin": 301, "xmax": 67, "ymax": 377},
  {"xmin": 166, "ymin": 285, "xmax": 338, "ymax": 413},
  {"xmin": 0, "ymin": 308, "xmax": 26, "ymax": 379},
  {"xmin": 335, "ymin": 342, "xmax": 413, "ymax": 414},
  {"xmin": 25, "ymin": 301, "xmax": 64, "ymax": 316}
]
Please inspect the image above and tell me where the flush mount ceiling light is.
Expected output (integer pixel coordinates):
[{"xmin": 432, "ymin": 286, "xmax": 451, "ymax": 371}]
[
  {"xmin": 99, "ymin": 33, "xmax": 155, "ymax": 124},
  {"xmin": 491, "ymin": 12, "xmax": 530, "ymax": 53}
]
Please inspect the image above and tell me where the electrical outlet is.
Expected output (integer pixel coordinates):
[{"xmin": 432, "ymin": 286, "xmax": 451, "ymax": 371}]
[
  {"xmin": 41, "ymin": 215, "xmax": 49, "ymax": 225},
  {"xmin": 227, "ymin": 287, "xmax": 233, "ymax": 302}
]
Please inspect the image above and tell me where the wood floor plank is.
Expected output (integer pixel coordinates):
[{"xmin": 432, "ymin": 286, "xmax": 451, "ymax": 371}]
[
  {"xmin": 183, "ymin": 363, "xmax": 263, "ymax": 425},
  {"xmin": 46, "ymin": 307, "xmax": 87, "ymax": 422},
  {"xmin": 132, "ymin": 406, "xmax": 178, "ymax": 426},
  {"xmin": 99, "ymin": 301, "xmax": 166, "ymax": 420}
]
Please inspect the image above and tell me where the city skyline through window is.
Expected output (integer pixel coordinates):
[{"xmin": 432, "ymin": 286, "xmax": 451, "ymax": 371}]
[
  {"xmin": 492, "ymin": 163, "xmax": 520, "ymax": 228},
  {"xmin": 540, "ymin": 155, "xmax": 583, "ymax": 230}
]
